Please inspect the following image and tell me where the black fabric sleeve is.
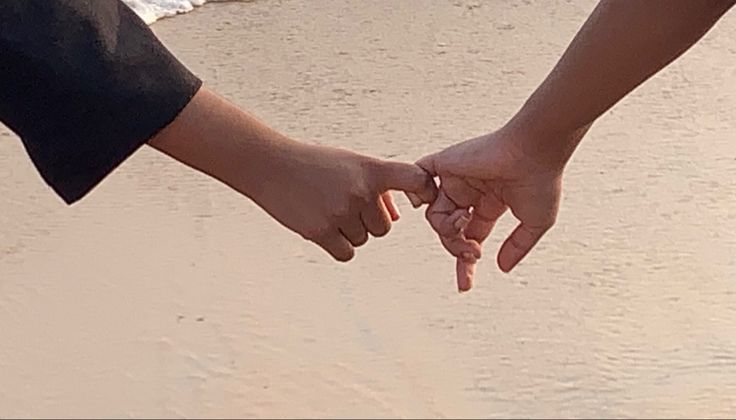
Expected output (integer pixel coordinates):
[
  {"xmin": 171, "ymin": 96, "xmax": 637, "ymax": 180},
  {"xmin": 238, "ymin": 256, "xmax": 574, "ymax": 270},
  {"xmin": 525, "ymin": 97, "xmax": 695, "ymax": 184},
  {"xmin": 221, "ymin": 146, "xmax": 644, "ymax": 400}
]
[{"xmin": 0, "ymin": 0, "xmax": 202, "ymax": 204}]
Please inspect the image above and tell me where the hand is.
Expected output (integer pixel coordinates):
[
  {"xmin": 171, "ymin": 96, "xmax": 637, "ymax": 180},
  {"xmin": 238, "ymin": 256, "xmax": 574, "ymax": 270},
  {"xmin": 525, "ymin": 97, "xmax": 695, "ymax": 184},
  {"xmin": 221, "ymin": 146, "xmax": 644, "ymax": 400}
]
[
  {"xmin": 415, "ymin": 125, "xmax": 587, "ymax": 291},
  {"xmin": 249, "ymin": 142, "xmax": 437, "ymax": 261},
  {"xmin": 149, "ymin": 88, "xmax": 437, "ymax": 263}
]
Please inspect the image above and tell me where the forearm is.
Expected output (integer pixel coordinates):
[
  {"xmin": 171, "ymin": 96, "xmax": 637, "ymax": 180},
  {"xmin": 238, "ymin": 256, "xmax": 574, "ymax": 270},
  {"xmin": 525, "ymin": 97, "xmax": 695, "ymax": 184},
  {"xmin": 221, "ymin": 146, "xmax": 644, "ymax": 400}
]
[
  {"xmin": 507, "ymin": 0, "xmax": 734, "ymax": 163},
  {"xmin": 147, "ymin": 88, "xmax": 294, "ymax": 199}
]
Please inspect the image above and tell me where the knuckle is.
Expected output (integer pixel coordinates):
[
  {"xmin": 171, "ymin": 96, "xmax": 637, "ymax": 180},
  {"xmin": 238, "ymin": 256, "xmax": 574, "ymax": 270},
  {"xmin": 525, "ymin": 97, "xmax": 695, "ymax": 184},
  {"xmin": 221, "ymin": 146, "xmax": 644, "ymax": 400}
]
[
  {"xmin": 360, "ymin": 157, "xmax": 383, "ymax": 175},
  {"xmin": 435, "ymin": 222, "xmax": 452, "ymax": 237},
  {"xmin": 424, "ymin": 206, "xmax": 436, "ymax": 223},
  {"xmin": 304, "ymin": 223, "xmax": 331, "ymax": 242},
  {"xmin": 440, "ymin": 236, "xmax": 465, "ymax": 258},
  {"xmin": 349, "ymin": 188, "xmax": 372, "ymax": 207},
  {"xmin": 334, "ymin": 247, "xmax": 355, "ymax": 262},
  {"xmin": 301, "ymin": 229, "xmax": 317, "ymax": 241},
  {"xmin": 350, "ymin": 231, "xmax": 369, "ymax": 246},
  {"xmin": 425, "ymin": 213, "xmax": 444, "ymax": 233},
  {"xmin": 371, "ymin": 222, "xmax": 391, "ymax": 238},
  {"xmin": 538, "ymin": 216, "xmax": 557, "ymax": 232},
  {"xmin": 355, "ymin": 175, "xmax": 376, "ymax": 197},
  {"xmin": 331, "ymin": 201, "xmax": 353, "ymax": 218},
  {"xmin": 507, "ymin": 234, "xmax": 526, "ymax": 251}
]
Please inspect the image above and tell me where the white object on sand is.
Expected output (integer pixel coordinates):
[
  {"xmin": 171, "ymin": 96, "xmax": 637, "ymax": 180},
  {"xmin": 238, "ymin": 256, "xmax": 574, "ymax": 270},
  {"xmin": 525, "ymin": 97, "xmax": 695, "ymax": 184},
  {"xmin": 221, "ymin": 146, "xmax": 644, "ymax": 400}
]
[{"xmin": 121, "ymin": 0, "xmax": 236, "ymax": 25}]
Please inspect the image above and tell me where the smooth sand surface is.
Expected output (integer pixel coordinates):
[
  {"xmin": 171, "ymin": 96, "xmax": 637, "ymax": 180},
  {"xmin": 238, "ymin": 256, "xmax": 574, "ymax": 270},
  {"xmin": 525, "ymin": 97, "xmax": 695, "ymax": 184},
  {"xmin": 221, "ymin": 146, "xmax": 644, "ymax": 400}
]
[{"xmin": 2, "ymin": 1, "xmax": 736, "ymax": 417}]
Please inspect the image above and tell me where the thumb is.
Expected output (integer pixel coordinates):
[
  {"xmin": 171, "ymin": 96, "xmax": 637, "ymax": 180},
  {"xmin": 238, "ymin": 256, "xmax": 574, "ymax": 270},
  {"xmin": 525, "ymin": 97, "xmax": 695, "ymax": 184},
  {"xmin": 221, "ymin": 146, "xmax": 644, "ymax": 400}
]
[
  {"xmin": 497, "ymin": 223, "xmax": 549, "ymax": 273},
  {"xmin": 373, "ymin": 160, "xmax": 437, "ymax": 204},
  {"xmin": 404, "ymin": 152, "xmax": 440, "ymax": 207}
]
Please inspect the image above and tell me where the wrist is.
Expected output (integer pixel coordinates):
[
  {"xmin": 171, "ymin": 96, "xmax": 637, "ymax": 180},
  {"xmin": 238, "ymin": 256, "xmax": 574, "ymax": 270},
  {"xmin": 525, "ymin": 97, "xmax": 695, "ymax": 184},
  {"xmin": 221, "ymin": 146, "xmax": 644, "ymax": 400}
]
[
  {"xmin": 218, "ymin": 132, "xmax": 300, "ymax": 203},
  {"xmin": 501, "ymin": 111, "xmax": 591, "ymax": 172}
]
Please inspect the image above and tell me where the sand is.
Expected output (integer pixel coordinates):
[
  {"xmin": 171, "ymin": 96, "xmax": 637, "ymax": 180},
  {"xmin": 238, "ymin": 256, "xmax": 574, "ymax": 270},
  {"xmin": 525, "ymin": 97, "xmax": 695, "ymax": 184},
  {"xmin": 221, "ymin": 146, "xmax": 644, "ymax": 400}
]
[{"xmin": 2, "ymin": 0, "xmax": 736, "ymax": 417}]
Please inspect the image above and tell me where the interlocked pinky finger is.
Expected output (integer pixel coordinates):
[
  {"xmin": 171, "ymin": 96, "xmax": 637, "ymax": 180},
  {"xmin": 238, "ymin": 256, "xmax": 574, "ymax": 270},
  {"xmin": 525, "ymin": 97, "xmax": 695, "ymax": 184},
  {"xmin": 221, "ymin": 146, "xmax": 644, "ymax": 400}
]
[{"xmin": 432, "ymin": 208, "xmax": 471, "ymax": 237}]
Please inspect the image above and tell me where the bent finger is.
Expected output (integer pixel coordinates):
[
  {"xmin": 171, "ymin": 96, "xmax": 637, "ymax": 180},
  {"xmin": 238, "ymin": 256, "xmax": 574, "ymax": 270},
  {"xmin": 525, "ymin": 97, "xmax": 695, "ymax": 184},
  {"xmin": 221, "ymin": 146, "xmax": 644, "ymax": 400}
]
[
  {"xmin": 381, "ymin": 192, "xmax": 400, "ymax": 221},
  {"xmin": 361, "ymin": 196, "xmax": 392, "ymax": 238},
  {"xmin": 440, "ymin": 234, "xmax": 482, "ymax": 261},
  {"xmin": 316, "ymin": 232, "xmax": 355, "ymax": 262},
  {"xmin": 339, "ymin": 217, "xmax": 369, "ymax": 247},
  {"xmin": 426, "ymin": 191, "xmax": 462, "ymax": 234},
  {"xmin": 464, "ymin": 210, "xmax": 498, "ymax": 245},
  {"xmin": 405, "ymin": 192, "xmax": 424, "ymax": 209}
]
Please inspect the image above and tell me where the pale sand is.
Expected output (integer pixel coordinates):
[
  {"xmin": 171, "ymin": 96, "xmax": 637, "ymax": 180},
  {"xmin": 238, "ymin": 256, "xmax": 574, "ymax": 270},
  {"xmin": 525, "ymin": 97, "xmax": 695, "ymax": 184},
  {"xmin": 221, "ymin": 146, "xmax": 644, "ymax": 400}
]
[{"xmin": 2, "ymin": 1, "xmax": 736, "ymax": 418}]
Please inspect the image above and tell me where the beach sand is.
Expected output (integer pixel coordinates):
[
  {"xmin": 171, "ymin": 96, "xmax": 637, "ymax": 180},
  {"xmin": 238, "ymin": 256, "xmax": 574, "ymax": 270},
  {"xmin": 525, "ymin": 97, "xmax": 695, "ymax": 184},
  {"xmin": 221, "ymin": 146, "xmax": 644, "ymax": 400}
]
[{"xmin": 2, "ymin": 0, "xmax": 736, "ymax": 417}]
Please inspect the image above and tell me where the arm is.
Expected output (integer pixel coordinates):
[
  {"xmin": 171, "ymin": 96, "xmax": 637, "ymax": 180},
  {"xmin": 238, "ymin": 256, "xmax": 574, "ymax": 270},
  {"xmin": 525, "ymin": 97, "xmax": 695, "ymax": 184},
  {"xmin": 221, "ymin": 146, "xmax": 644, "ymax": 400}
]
[
  {"xmin": 0, "ymin": 0, "xmax": 201, "ymax": 203},
  {"xmin": 1, "ymin": 0, "xmax": 436, "ymax": 261},
  {"xmin": 509, "ymin": 0, "xmax": 736, "ymax": 167},
  {"xmin": 148, "ymin": 88, "xmax": 437, "ymax": 261},
  {"xmin": 418, "ymin": 0, "xmax": 735, "ymax": 291}
]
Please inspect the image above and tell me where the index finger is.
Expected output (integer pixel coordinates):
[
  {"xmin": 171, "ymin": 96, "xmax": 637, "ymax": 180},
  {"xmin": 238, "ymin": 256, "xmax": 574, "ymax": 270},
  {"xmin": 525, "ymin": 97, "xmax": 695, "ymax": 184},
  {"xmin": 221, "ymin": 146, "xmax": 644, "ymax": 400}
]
[{"xmin": 374, "ymin": 160, "xmax": 437, "ymax": 204}]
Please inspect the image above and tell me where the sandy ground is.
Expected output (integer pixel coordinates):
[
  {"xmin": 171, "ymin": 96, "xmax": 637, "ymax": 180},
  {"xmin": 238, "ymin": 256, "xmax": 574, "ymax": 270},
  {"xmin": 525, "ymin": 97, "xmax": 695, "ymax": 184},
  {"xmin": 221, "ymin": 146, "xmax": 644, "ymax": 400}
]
[{"xmin": 2, "ymin": 0, "xmax": 736, "ymax": 418}]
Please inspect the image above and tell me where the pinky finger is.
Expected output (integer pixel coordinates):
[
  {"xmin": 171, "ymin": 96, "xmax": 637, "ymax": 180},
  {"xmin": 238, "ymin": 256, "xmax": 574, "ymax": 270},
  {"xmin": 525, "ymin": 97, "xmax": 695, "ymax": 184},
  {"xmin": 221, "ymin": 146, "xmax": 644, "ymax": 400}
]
[{"xmin": 456, "ymin": 257, "xmax": 477, "ymax": 292}]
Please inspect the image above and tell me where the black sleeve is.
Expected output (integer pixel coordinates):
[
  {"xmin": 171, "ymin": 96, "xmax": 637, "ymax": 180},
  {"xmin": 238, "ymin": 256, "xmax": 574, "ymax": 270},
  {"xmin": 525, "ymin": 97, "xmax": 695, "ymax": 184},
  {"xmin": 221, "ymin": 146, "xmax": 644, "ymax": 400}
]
[{"xmin": 0, "ymin": 0, "xmax": 202, "ymax": 204}]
